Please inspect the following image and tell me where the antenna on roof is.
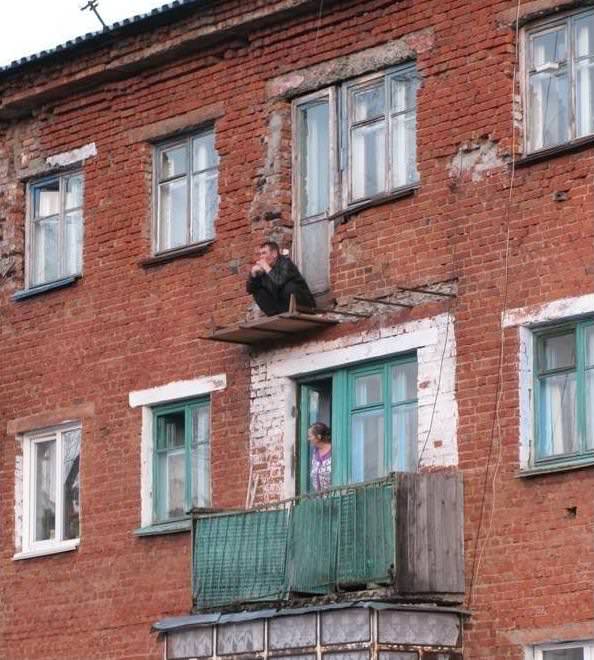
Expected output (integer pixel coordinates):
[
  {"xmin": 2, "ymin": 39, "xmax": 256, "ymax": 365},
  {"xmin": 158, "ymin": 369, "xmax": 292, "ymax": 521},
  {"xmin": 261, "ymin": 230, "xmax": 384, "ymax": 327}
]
[{"xmin": 80, "ymin": 0, "xmax": 108, "ymax": 30}]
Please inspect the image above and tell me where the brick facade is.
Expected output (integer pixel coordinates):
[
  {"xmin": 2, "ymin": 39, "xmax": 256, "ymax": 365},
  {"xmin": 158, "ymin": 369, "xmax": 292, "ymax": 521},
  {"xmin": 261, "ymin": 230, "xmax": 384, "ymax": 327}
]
[{"xmin": 0, "ymin": 1, "xmax": 593, "ymax": 658}]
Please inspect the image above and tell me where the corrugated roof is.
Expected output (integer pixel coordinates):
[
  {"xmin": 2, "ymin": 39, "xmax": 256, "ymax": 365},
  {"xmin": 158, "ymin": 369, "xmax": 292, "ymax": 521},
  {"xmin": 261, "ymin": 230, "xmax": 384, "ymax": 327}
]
[{"xmin": 0, "ymin": 0, "xmax": 204, "ymax": 76}]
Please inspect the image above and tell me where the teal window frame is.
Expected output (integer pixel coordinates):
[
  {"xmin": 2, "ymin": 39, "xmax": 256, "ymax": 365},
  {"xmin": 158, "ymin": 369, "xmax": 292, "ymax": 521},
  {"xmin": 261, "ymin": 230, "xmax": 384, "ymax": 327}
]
[
  {"xmin": 298, "ymin": 354, "xmax": 418, "ymax": 493},
  {"xmin": 153, "ymin": 398, "xmax": 210, "ymax": 524},
  {"xmin": 534, "ymin": 319, "xmax": 594, "ymax": 466}
]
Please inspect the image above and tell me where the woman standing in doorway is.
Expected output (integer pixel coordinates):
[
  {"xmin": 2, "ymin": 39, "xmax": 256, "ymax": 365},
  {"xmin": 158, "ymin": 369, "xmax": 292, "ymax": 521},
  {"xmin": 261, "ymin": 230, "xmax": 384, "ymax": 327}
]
[{"xmin": 308, "ymin": 422, "xmax": 332, "ymax": 492}]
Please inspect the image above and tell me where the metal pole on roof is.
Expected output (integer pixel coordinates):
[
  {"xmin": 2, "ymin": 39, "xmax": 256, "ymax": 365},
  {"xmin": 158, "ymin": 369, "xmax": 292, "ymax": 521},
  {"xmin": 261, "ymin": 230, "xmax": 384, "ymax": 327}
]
[{"xmin": 80, "ymin": 0, "xmax": 108, "ymax": 30}]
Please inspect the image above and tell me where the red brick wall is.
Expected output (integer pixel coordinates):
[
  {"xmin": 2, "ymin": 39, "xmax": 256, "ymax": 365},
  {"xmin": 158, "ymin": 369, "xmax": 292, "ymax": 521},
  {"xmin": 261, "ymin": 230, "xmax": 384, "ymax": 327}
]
[{"xmin": 0, "ymin": 1, "xmax": 593, "ymax": 658}]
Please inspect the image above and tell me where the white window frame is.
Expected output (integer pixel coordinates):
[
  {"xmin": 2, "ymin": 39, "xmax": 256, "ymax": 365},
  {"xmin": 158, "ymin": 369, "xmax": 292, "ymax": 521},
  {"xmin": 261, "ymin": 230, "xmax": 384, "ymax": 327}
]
[
  {"xmin": 153, "ymin": 127, "xmax": 219, "ymax": 255},
  {"xmin": 26, "ymin": 171, "xmax": 84, "ymax": 289},
  {"xmin": 342, "ymin": 63, "xmax": 419, "ymax": 206},
  {"xmin": 17, "ymin": 423, "xmax": 81, "ymax": 559},
  {"xmin": 527, "ymin": 640, "xmax": 594, "ymax": 660},
  {"xmin": 523, "ymin": 8, "xmax": 594, "ymax": 153}
]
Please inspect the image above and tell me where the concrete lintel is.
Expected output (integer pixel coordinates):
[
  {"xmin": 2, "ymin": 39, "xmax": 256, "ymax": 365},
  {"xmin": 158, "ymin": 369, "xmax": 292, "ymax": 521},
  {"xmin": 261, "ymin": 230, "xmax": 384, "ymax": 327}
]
[
  {"xmin": 7, "ymin": 402, "xmax": 95, "ymax": 436},
  {"xmin": 266, "ymin": 28, "xmax": 434, "ymax": 100}
]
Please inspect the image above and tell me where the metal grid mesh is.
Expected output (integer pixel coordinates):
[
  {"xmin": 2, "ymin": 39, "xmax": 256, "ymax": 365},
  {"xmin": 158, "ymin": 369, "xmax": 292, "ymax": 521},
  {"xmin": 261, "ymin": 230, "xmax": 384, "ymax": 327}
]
[{"xmin": 193, "ymin": 478, "xmax": 395, "ymax": 609}]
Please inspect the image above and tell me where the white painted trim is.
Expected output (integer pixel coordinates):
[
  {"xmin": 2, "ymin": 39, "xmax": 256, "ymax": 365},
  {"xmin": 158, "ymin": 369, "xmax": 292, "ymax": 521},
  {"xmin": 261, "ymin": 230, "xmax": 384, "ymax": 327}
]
[
  {"xmin": 527, "ymin": 640, "xmax": 594, "ymax": 660},
  {"xmin": 503, "ymin": 293, "xmax": 594, "ymax": 328},
  {"xmin": 271, "ymin": 328, "xmax": 437, "ymax": 378},
  {"xmin": 13, "ymin": 539, "xmax": 79, "ymax": 561},
  {"xmin": 129, "ymin": 374, "xmax": 227, "ymax": 408}
]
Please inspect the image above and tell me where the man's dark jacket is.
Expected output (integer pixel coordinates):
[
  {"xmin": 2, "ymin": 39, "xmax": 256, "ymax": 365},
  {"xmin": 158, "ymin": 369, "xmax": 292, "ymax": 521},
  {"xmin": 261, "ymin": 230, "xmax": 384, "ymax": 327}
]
[{"xmin": 246, "ymin": 255, "xmax": 316, "ymax": 311}]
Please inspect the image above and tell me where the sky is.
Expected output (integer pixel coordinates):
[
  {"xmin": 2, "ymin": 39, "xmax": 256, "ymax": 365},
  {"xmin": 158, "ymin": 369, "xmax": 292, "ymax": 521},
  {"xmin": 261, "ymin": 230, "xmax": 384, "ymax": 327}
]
[{"xmin": 0, "ymin": 0, "xmax": 169, "ymax": 67}]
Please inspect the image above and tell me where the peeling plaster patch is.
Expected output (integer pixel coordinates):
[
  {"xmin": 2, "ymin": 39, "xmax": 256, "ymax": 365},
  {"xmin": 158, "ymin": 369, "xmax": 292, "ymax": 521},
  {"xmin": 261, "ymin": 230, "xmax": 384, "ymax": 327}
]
[
  {"xmin": 14, "ymin": 448, "xmax": 23, "ymax": 553},
  {"xmin": 249, "ymin": 109, "xmax": 289, "ymax": 233},
  {"xmin": 266, "ymin": 29, "xmax": 434, "ymax": 100},
  {"xmin": 46, "ymin": 142, "xmax": 97, "ymax": 169},
  {"xmin": 249, "ymin": 314, "xmax": 458, "ymax": 502},
  {"xmin": 449, "ymin": 140, "xmax": 508, "ymax": 183}
]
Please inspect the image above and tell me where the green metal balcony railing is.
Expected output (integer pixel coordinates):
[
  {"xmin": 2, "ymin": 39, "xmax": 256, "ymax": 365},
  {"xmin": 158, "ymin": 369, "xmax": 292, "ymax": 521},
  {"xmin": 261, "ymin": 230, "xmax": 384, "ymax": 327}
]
[{"xmin": 192, "ymin": 472, "xmax": 464, "ymax": 610}]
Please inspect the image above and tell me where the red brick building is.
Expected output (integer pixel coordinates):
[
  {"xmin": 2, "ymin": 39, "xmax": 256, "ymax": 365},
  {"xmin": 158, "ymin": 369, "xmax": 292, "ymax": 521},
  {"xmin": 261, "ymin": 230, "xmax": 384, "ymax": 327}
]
[{"xmin": 0, "ymin": 1, "xmax": 593, "ymax": 659}]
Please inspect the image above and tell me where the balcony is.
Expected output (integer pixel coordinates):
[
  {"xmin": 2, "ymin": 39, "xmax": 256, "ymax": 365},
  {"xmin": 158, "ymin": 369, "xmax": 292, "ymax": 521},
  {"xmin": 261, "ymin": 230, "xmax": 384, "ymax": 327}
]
[{"xmin": 192, "ymin": 472, "xmax": 464, "ymax": 611}]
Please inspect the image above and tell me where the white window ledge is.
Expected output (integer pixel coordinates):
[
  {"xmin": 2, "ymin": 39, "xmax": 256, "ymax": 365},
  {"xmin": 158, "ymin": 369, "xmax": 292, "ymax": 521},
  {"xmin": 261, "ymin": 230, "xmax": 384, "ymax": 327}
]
[{"xmin": 13, "ymin": 539, "xmax": 79, "ymax": 561}]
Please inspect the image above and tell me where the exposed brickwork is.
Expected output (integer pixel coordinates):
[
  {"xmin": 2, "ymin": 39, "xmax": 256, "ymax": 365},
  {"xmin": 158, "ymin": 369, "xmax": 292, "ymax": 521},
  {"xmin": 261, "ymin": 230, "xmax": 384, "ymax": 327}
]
[{"xmin": 0, "ymin": 1, "xmax": 593, "ymax": 659}]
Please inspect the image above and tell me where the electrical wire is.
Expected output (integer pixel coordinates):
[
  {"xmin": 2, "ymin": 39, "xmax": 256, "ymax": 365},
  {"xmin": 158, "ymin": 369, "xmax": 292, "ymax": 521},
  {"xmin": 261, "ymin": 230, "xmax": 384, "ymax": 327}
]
[{"xmin": 467, "ymin": 0, "xmax": 522, "ymax": 610}]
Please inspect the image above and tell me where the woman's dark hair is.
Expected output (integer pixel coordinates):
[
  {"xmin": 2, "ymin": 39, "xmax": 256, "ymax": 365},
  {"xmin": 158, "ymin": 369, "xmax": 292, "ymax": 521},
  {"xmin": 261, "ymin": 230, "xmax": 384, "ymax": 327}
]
[{"xmin": 309, "ymin": 421, "xmax": 331, "ymax": 443}]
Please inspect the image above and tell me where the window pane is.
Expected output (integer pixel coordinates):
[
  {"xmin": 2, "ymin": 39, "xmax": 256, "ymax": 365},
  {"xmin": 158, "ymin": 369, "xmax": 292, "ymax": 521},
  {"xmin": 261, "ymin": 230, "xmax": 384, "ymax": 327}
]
[
  {"xmin": 355, "ymin": 374, "xmax": 383, "ymax": 406},
  {"xmin": 531, "ymin": 27, "xmax": 567, "ymax": 67},
  {"xmin": 586, "ymin": 326, "xmax": 594, "ymax": 366},
  {"xmin": 192, "ymin": 132, "xmax": 218, "ymax": 172},
  {"xmin": 392, "ymin": 403, "xmax": 417, "ymax": 472},
  {"xmin": 539, "ymin": 372, "xmax": 577, "ymax": 458},
  {"xmin": 191, "ymin": 406, "xmax": 210, "ymax": 508},
  {"xmin": 32, "ymin": 216, "xmax": 59, "ymax": 285},
  {"xmin": 541, "ymin": 333, "xmax": 575, "ymax": 371},
  {"xmin": 390, "ymin": 70, "xmax": 418, "ymax": 113},
  {"xmin": 575, "ymin": 14, "xmax": 594, "ymax": 57},
  {"xmin": 35, "ymin": 440, "xmax": 56, "ymax": 542},
  {"xmin": 528, "ymin": 69, "xmax": 569, "ymax": 149},
  {"xmin": 353, "ymin": 84, "xmax": 385, "ymax": 122},
  {"xmin": 160, "ymin": 145, "xmax": 186, "ymax": 179},
  {"xmin": 157, "ymin": 450, "xmax": 186, "ymax": 520},
  {"xmin": 576, "ymin": 59, "xmax": 594, "ymax": 137},
  {"xmin": 301, "ymin": 218, "xmax": 329, "ymax": 294},
  {"xmin": 34, "ymin": 180, "xmax": 60, "ymax": 218},
  {"xmin": 158, "ymin": 178, "xmax": 187, "ymax": 250},
  {"xmin": 157, "ymin": 411, "xmax": 185, "ymax": 450},
  {"xmin": 65, "ymin": 175, "xmax": 83, "ymax": 210},
  {"xmin": 351, "ymin": 410, "xmax": 384, "ymax": 482},
  {"xmin": 585, "ymin": 369, "xmax": 594, "ymax": 450},
  {"xmin": 62, "ymin": 430, "xmax": 80, "ymax": 541},
  {"xmin": 351, "ymin": 121, "xmax": 385, "ymax": 200},
  {"xmin": 299, "ymin": 101, "xmax": 330, "ymax": 219},
  {"xmin": 64, "ymin": 210, "xmax": 83, "ymax": 276},
  {"xmin": 391, "ymin": 111, "xmax": 418, "ymax": 188},
  {"xmin": 542, "ymin": 649, "xmax": 584, "ymax": 660},
  {"xmin": 191, "ymin": 171, "xmax": 218, "ymax": 243},
  {"xmin": 392, "ymin": 362, "xmax": 417, "ymax": 403}
]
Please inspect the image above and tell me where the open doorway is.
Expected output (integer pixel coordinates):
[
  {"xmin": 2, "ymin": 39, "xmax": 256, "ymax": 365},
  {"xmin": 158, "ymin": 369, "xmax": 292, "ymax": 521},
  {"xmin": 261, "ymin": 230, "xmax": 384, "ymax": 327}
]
[{"xmin": 298, "ymin": 377, "xmax": 332, "ymax": 493}]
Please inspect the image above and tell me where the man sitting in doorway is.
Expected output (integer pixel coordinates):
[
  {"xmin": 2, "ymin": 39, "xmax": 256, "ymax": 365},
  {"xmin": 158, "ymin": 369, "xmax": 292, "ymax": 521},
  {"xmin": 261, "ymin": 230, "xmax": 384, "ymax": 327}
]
[{"xmin": 246, "ymin": 240, "xmax": 316, "ymax": 316}]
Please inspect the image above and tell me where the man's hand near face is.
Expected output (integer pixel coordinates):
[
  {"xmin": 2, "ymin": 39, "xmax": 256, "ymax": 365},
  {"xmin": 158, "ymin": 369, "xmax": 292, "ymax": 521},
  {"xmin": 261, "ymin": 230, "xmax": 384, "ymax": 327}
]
[{"xmin": 256, "ymin": 259, "xmax": 272, "ymax": 273}]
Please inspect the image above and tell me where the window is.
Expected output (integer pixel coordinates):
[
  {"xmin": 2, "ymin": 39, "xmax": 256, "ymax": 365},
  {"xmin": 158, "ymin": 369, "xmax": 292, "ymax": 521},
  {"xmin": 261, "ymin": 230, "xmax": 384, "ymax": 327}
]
[
  {"xmin": 525, "ymin": 10, "xmax": 594, "ymax": 152},
  {"xmin": 530, "ymin": 641, "xmax": 594, "ymax": 660},
  {"xmin": 22, "ymin": 425, "xmax": 81, "ymax": 554},
  {"xmin": 534, "ymin": 320, "xmax": 594, "ymax": 464},
  {"xmin": 298, "ymin": 355, "xmax": 418, "ymax": 492},
  {"xmin": 28, "ymin": 173, "xmax": 84, "ymax": 287},
  {"xmin": 293, "ymin": 64, "xmax": 419, "ymax": 293},
  {"xmin": 154, "ymin": 128, "xmax": 219, "ymax": 253},
  {"xmin": 153, "ymin": 398, "xmax": 210, "ymax": 523}
]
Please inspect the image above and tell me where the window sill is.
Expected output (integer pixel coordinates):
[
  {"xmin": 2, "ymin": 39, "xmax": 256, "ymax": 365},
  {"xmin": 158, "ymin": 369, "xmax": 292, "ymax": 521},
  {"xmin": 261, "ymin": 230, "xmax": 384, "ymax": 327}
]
[
  {"xmin": 330, "ymin": 184, "xmax": 419, "ymax": 227},
  {"xmin": 134, "ymin": 519, "xmax": 192, "ymax": 537},
  {"xmin": 12, "ymin": 275, "xmax": 79, "ymax": 301},
  {"xmin": 516, "ymin": 135, "xmax": 594, "ymax": 168},
  {"xmin": 516, "ymin": 458, "xmax": 594, "ymax": 478},
  {"xmin": 13, "ymin": 539, "xmax": 79, "ymax": 560},
  {"xmin": 139, "ymin": 240, "xmax": 214, "ymax": 268}
]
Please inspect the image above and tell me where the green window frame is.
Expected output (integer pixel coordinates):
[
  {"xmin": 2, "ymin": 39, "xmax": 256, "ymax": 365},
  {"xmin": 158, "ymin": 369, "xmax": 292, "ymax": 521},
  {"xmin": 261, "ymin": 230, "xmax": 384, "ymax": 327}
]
[
  {"xmin": 534, "ymin": 320, "xmax": 594, "ymax": 465},
  {"xmin": 153, "ymin": 398, "xmax": 210, "ymax": 523},
  {"xmin": 298, "ymin": 354, "xmax": 418, "ymax": 493}
]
